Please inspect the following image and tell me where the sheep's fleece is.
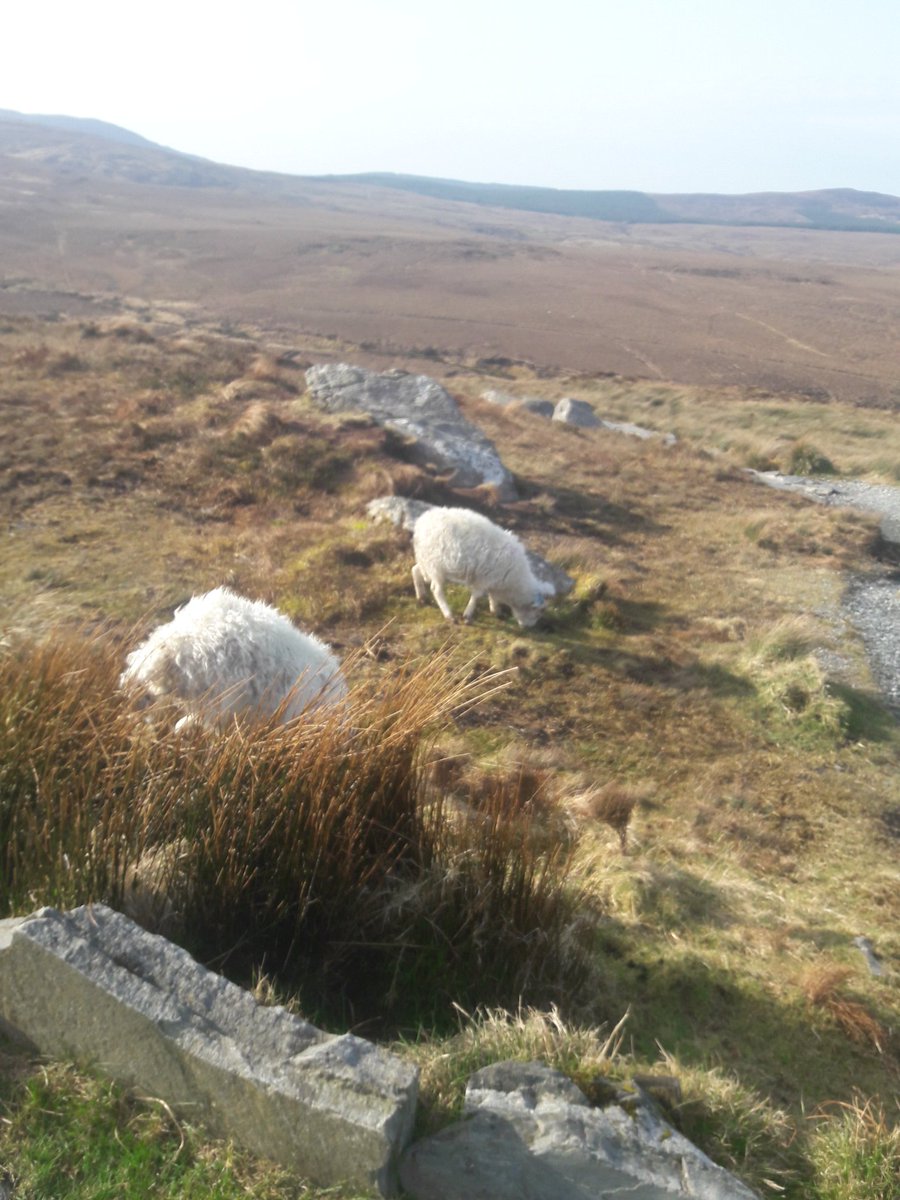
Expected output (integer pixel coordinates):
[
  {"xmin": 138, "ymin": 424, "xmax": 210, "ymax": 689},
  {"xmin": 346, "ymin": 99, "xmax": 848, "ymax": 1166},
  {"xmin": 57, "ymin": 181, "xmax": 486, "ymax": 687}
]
[
  {"xmin": 412, "ymin": 506, "xmax": 553, "ymax": 626},
  {"xmin": 121, "ymin": 586, "xmax": 346, "ymax": 728}
]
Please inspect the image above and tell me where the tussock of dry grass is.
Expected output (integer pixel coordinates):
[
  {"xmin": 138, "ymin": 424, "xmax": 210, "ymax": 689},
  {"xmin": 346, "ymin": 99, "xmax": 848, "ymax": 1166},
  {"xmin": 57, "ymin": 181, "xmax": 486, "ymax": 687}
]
[
  {"xmin": 651, "ymin": 1049, "xmax": 803, "ymax": 1194},
  {"xmin": 800, "ymin": 966, "xmax": 889, "ymax": 1053},
  {"xmin": 409, "ymin": 1003, "xmax": 629, "ymax": 1133},
  {"xmin": 808, "ymin": 1093, "xmax": 900, "ymax": 1200}
]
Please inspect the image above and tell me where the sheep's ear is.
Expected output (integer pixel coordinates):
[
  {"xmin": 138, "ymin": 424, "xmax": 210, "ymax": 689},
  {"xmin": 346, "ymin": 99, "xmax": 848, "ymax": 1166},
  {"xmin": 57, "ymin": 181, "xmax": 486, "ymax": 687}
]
[{"xmin": 533, "ymin": 591, "xmax": 548, "ymax": 609}]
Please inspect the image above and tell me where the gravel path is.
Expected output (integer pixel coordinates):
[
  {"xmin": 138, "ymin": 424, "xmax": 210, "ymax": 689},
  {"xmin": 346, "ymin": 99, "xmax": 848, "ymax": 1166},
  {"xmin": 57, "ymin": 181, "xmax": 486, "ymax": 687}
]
[
  {"xmin": 751, "ymin": 471, "xmax": 900, "ymax": 712},
  {"xmin": 841, "ymin": 576, "xmax": 900, "ymax": 710},
  {"xmin": 750, "ymin": 472, "xmax": 900, "ymax": 544}
]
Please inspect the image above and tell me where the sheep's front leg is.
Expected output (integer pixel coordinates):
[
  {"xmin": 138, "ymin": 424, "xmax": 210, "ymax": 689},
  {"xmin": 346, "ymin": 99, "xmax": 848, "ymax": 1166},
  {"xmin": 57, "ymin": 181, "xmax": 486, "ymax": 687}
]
[
  {"xmin": 412, "ymin": 564, "xmax": 429, "ymax": 604},
  {"xmin": 488, "ymin": 593, "xmax": 502, "ymax": 616},
  {"xmin": 431, "ymin": 580, "xmax": 457, "ymax": 621},
  {"xmin": 463, "ymin": 590, "xmax": 483, "ymax": 623}
]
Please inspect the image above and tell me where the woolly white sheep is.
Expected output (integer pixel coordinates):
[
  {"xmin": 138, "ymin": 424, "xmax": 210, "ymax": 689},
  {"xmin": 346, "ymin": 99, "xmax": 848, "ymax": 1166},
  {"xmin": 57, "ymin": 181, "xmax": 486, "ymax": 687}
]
[
  {"xmin": 412, "ymin": 506, "xmax": 554, "ymax": 627},
  {"xmin": 120, "ymin": 586, "xmax": 347, "ymax": 730}
]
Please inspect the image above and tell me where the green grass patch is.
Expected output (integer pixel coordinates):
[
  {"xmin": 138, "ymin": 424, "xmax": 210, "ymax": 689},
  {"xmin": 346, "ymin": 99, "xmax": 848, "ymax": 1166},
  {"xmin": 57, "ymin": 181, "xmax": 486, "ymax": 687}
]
[{"xmin": 0, "ymin": 1050, "xmax": 359, "ymax": 1199}]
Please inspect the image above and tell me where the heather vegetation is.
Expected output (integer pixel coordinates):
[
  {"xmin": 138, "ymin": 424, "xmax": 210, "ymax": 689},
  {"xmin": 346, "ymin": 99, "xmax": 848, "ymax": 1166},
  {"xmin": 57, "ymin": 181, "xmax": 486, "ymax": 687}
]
[{"xmin": 1, "ymin": 312, "xmax": 898, "ymax": 1198}]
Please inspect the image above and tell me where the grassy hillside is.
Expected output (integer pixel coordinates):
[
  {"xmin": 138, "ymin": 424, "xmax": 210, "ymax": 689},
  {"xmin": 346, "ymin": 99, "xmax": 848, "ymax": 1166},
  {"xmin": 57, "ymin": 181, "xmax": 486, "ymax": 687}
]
[{"xmin": 0, "ymin": 310, "xmax": 898, "ymax": 1198}]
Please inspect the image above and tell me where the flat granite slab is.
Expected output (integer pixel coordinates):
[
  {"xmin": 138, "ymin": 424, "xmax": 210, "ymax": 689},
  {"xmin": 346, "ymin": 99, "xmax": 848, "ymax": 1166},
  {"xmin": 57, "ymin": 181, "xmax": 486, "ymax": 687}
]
[{"xmin": 0, "ymin": 905, "xmax": 417, "ymax": 1197}]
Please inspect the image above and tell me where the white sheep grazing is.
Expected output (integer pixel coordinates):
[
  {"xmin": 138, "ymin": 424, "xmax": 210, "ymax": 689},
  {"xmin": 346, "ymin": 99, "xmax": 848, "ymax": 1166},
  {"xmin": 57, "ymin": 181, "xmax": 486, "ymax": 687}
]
[
  {"xmin": 120, "ymin": 586, "xmax": 347, "ymax": 730},
  {"xmin": 412, "ymin": 506, "xmax": 554, "ymax": 627}
]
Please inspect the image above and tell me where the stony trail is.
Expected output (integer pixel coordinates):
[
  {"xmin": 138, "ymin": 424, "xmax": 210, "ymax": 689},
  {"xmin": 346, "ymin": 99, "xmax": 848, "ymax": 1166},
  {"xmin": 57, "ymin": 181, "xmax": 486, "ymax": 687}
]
[{"xmin": 752, "ymin": 471, "xmax": 900, "ymax": 712}]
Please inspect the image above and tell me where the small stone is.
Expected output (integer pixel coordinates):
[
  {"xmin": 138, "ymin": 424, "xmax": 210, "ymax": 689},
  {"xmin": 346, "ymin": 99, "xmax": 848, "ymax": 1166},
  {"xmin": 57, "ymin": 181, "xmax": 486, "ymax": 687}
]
[
  {"xmin": 853, "ymin": 935, "xmax": 884, "ymax": 977},
  {"xmin": 552, "ymin": 397, "xmax": 601, "ymax": 427}
]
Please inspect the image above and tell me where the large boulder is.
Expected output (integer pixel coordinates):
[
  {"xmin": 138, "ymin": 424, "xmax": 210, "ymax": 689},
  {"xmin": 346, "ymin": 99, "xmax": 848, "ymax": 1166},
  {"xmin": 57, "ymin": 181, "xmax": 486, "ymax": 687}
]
[
  {"xmin": 307, "ymin": 364, "xmax": 517, "ymax": 499},
  {"xmin": 0, "ymin": 906, "xmax": 417, "ymax": 1197},
  {"xmin": 400, "ymin": 1060, "xmax": 758, "ymax": 1200}
]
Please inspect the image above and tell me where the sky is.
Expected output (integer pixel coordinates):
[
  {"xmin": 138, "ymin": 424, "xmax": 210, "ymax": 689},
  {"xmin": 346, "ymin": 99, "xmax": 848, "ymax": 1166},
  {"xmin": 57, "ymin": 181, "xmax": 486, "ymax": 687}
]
[{"xmin": 4, "ymin": 0, "xmax": 900, "ymax": 195}]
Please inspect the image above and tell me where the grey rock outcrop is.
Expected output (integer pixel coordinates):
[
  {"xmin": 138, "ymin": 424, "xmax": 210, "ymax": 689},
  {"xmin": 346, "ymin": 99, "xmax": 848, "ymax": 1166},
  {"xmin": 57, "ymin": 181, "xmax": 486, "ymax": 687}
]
[
  {"xmin": 552, "ymin": 397, "xmax": 677, "ymax": 443},
  {"xmin": 0, "ymin": 906, "xmax": 417, "ymax": 1197},
  {"xmin": 749, "ymin": 470, "xmax": 900, "ymax": 711},
  {"xmin": 366, "ymin": 495, "xmax": 433, "ymax": 534},
  {"xmin": 481, "ymin": 388, "xmax": 517, "ymax": 407},
  {"xmin": 598, "ymin": 417, "xmax": 678, "ymax": 446},
  {"xmin": 365, "ymin": 496, "xmax": 575, "ymax": 597},
  {"xmin": 401, "ymin": 1060, "xmax": 758, "ymax": 1200},
  {"xmin": 307, "ymin": 364, "xmax": 517, "ymax": 499},
  {"xmin": 842, "ymin": 574, "xmax": 900, "ymax": 710},
  {"xmin": 553, "ymin": 396, "xmax": 602, "ymax": 427}
]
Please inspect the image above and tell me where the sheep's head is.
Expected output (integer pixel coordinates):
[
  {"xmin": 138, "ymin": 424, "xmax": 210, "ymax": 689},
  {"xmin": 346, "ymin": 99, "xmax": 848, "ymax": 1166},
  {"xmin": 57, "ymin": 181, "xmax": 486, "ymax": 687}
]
[{"xmin": 511, "ymin": 588, "xmax": 552, "ymax": 628}]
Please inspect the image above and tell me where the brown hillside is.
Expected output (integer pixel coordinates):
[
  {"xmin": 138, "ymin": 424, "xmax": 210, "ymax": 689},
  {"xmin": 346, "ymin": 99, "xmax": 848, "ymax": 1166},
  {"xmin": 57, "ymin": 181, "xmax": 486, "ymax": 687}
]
[{"xmin": 3, "ymin": 117, "xmax": 900, "ymax": 409}]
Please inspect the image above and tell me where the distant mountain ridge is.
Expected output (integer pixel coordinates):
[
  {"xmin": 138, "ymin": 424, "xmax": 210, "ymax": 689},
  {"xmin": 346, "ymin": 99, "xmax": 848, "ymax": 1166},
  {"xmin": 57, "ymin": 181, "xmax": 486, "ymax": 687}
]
[
  {"xmin": 3, "ymin": 107, "xmax": 900, "ymax": 232},
  {"xmin": 318, "ymin": 173, "xmax": 900, "ymax": 233},
  {"xmin": 0, "ymin": 108, "xmax": 159, "ymax": 149},
  {"xmin": 0, "ymin": 108, "xmax": 258, "ymax": 189}
]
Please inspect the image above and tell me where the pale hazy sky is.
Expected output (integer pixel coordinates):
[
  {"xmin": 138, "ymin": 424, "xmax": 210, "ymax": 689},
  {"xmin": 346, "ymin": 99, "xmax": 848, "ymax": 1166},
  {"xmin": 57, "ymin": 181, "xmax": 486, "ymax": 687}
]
[{"xmin": 5, "ymin": 0, "xmax": 899, "ymax": 195}]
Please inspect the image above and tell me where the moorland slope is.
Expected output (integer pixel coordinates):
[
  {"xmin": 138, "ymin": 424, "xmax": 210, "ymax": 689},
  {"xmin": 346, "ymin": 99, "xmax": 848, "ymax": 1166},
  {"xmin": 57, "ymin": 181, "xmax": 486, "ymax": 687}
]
[
  {"xmin": 3, "ymin": 111, "xmax": 900, "ymax": 408},
  {"xmin": 1, "ymin": 112, "xmax": 899, "ymax": 1198}
]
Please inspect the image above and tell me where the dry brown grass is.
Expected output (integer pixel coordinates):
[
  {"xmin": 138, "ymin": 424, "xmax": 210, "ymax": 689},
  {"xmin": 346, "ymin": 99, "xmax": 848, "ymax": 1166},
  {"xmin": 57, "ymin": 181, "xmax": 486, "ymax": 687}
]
[
  {"xmin": 0, "ymin": 622, "xmax": 589, "ymax": 1028},
  {"xmin": 800, "ymin": 966, "xmax": 890, "ymax": 1054}
]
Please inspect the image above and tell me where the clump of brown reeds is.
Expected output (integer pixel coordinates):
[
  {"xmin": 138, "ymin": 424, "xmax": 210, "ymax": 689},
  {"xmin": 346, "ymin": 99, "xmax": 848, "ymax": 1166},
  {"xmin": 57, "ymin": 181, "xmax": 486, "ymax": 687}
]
[
  {"xmin": 0, "ymin": 626, "xmax": 149, "ymax": 915},
  {"xmin": 0, "ymin": 626, "xmax": 589, "ymax": 1028},
  {"xmin": 800, "ymin": 965, "xmax": 888, "ymax": 1053}
]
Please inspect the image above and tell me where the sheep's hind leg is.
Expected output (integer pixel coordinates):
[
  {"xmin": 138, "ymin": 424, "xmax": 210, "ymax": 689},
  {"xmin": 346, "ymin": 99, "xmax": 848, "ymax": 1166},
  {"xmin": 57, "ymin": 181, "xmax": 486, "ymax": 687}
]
[
  {"xmin": 412, "ymin": 564, "xmax": 430, "ymax": 604},
  {"xmin": 488, "ymin": 593, "xmax": 502, "ymax": 616},
  {"xmin": 431, "ymin": 580, "xmax": 457, "ymax": 622}
]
